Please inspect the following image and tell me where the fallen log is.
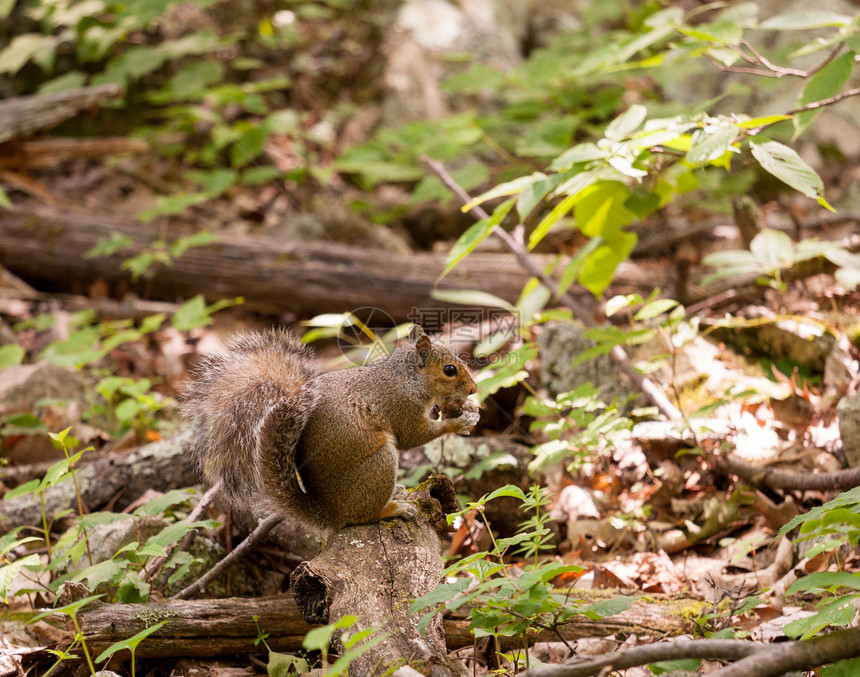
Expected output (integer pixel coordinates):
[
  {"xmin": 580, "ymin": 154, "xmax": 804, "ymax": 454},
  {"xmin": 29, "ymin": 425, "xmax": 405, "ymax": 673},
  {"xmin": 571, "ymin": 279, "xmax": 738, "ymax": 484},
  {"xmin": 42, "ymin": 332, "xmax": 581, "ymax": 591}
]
[
  {"xmin": 62, "ymin": 584, "xmax": 698, "ymax": 660},
  {"xmin": 0, "ymin": 85, "xmax": 123, "ymax": 144},
  {"xmin": 0, "ymin": 205, "xmax": 663, "ymax": 322}
]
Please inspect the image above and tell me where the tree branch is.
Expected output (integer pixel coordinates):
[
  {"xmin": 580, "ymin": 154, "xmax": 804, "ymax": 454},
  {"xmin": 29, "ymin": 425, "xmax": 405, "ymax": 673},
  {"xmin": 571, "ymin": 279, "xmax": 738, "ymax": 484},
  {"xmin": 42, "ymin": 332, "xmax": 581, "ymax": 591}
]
[
  {"xmin": 421, "ymin": 157, "xmax": 682, "ymax": 420},
  {"xmin": 172, "ymin": 511, "xmax": 284, "ymax": 600},
  {"xmin": 788, "ymin": 86, "xmax": 860, "ymax": 115},
  {"xmin": 525, "ymin": 638, "xmax": 762, "ymax": 676},
  {"xmin": 716, "ymin": 454, "xmax": 860, "ymax": 491}
]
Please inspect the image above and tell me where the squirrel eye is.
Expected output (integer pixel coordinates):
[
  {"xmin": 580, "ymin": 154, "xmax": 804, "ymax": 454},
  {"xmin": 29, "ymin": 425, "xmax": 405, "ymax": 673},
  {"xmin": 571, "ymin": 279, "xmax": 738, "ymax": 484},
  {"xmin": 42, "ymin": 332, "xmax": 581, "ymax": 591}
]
[{"xmin": 443, "ymin": 364, "xmax": 458, "ymax": 377}]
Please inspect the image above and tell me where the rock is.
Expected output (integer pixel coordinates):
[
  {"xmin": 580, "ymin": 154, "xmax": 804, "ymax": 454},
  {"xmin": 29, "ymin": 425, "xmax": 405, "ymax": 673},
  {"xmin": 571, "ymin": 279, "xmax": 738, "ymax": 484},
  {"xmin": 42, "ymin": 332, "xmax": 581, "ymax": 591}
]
[
  {"xmin": 0, "ymin": 361, "xmax": 89, "ymax": 464},
  {"xmin": 837, "ymin": 392, "xmax": 860, "ymax": 467},
  {"xmin": 707, "ymin": 307, "xmax": 836, "ymax": 373},
  {"xmin": 381, "ymin": 0, "xmax": 523, "ymax": 125},
  {"xmin": 537, "ymin": 321, "xmax": 644, "ymax": 410}
]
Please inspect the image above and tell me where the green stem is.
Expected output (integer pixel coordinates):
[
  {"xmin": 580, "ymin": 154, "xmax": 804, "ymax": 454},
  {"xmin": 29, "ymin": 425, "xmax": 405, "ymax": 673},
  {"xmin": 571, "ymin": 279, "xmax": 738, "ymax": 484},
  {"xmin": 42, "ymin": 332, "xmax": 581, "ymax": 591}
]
[
  {"xmin": 66, "ymin": 449, "xmax": 93, "ymax": 567},
  {"xmin": 70, "ymin": 616, "xmax": 96, "ymax": 674},
  {"xmin": 38, "ymin": 491, "xmax": 52, "ymax": 564}
]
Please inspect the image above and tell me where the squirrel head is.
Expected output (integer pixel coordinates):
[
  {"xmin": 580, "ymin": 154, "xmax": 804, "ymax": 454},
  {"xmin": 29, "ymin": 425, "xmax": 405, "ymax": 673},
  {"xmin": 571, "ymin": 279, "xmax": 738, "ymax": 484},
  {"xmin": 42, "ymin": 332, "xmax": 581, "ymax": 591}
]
[{"xmin": 408, "ymin": 325, "xmax": 477, "ymax": 404}]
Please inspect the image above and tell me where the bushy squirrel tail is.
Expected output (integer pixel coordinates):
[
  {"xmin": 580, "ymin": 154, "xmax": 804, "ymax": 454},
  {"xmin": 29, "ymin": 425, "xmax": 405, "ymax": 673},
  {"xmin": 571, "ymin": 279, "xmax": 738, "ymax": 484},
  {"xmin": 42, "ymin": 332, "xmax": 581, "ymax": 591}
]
[{"xmin": 181, "ymin": 329, "xmax": 324, "ymax": 526}]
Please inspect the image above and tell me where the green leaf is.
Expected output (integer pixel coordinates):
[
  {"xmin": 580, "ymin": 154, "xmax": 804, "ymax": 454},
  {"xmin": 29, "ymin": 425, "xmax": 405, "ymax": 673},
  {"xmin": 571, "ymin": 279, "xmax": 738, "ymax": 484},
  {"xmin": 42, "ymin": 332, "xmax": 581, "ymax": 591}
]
[
  {"xmin": 267, "ymin": 652, "xmax": 308, "ymax": 677},
  {"xmin": 85, "ymin": 232, "xmax": 134, "ymax": 259},
  {"xmin": 0, "ymin": 553, "xmax": 41, "ymax": 603},
  {"xmin": 787, "ymin": 571, "xmax": 860, "ymax": 595},
  {"xmin": 750, "ymin": 141, "xmax": 834, "ymax": 211},
  {"xmin": 479, "ymin": 484, "xmax": 527, "ymax": 504},
  {"xmin": 72, "ymin": 559, "xmax": 128, "ymax": 589},
  {"xmin": 574, "ymin": 182, "xmax": 635, "ymax": 238},
  {"xmin": 822, "ymin": 657, "xmax": 860, "ymax": 676},
  {"xmin": 650, "ymin": 658, "xmax": 701, "ymax": 674},
  {"xmin": 605, "ymin": 104, "xmax": 647, "ymax": 141},
  {"xmin": 3, "ymin": 478, "xmax": 40, "ymax": 500},
  {"xmin": 411, "ymin": 577, "xmax": 471, "ymax": 615},
  {"xmin": 438, "ymin": 198, "xmax": 515, "ymax": 281},
  {"xmin": 133, "ymin": 489, "xmax": 196, "ymax": 517},
  {"xmin": 28, "ymin": 594, "xmax": 105, "ymax": 624},
  {"xmin": 528, "ymin": 193, "xmax": 577, "ymax": 250},
  {"xmin": 186, "ymin": 169, "xmax": 238, "ymax": 197},
  {"xmin": 430, "ymin": 289, "xmax": 514, "ymax": 311},
  {"xmin": 759, "ymin": 11, "xmax": 851, "ymax": 30},
  {"xmin": 461, "ymin": 173, "xmax": 546, "ymax": 212},
  {"xmin": 0, "ymin": 33, "xmax": 58, "ymax": 75},
  {"xmin": 303, "ymin": 615, "xmax": 357, "ymax": 652},
  {"xmin": 749, "ymin": 228, "xmax": 794, "ymax": 271},
  {"xmin": 0, "ymin": 185, "xmax": 11, "ymax": 209},
  {"xmin": 581, "ymin": 595, "xmax": 635, "ymax": 619},
  {"xmin": 95, "ymin": 620, "xmax": 168, "ymax": 663},
  {"xmin": 550, "ymin": 143, "xmax": 608, "ymax": 170},
  {"xmin": 794, "ymin": 51, "xmax": 855, "ymax": 138},
  {"xmin": 230, "ymin": 127, "xmax": 268, "ymax": 168},
  {"xmin": 172, "ymin": 295, "xmax": 241, "ymax": 331},
  {"xmin": 139, "ymin": 193, "xmax": 208, "ymax": 222},
  {"xmin": 37, "ymin": 71, "xmax": 87, "ymax": 94},
  {"xmin": 634, "ymin": 299, "xmax": 678, "ymax": 320},
  {"xmin": 0, "ymin": 344, "xmax": 24, "ymax": 370},
  {"xmin": 579, "ymin": 235, "xmax": 637, "ymax": 297},
  {"xmin": 686, "ymin": 126, "xmax": 737, "ymax": 165}
]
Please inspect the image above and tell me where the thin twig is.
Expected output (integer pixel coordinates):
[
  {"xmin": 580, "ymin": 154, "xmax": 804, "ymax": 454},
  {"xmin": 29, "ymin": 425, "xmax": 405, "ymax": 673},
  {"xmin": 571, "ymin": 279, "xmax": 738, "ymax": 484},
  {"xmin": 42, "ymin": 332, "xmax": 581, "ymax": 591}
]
[
  {"xmin": 788, "ymin": 86, "xmax": 860, "ymax": 115},
  {"xmin": 171, "ymin": 512, "xmax": 283, "ymax": 600},
  {"xmin": 525, "ymin": 638, "xmax": 762, "ymax": 676},
  {"xmin": 421, "ymin": 157, "xmax": 682, "ymax": 420},
  {"xmin": 739, "ymin": 39, "xmax": 807, "ymax": 77},
  {"xmin": 142, "ymin": 482, "xmax": 223, "ymax": 584}
]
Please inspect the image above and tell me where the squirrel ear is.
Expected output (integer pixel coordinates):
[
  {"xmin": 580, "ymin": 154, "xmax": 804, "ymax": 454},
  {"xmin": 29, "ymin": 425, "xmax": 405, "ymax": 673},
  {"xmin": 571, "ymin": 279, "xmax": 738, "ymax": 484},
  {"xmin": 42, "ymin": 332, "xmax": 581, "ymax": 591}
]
[
  {"xmin": 414, "ymin": 334, "xmax": 432, "ymax": 365},
  {"xmin": 409, "ymin": 325, "xmax": 426, "ymax": 341}
]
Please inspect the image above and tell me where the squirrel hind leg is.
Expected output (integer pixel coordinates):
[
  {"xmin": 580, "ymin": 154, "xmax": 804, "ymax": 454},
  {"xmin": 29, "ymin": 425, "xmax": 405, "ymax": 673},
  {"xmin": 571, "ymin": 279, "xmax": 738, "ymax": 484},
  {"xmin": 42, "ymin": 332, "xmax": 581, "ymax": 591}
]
[{"xmin": 375, "ymin": 500, "xmax": 419, "ymax": 522}]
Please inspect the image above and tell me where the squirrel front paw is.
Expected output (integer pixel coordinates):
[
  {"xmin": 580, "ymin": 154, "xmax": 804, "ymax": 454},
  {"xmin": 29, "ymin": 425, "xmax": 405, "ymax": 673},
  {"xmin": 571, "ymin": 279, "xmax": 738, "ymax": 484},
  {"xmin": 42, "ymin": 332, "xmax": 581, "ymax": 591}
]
[{"xmin": 441, "ymin": 398, "xmax": 480, "ymax": 434}]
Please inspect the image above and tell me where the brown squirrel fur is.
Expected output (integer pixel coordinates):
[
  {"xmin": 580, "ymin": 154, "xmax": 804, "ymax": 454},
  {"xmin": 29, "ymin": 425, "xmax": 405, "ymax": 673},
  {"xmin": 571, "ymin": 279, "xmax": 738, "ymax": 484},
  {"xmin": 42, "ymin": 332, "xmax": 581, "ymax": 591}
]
[{"xmin": 182, "ymin": 325, "xmax": 478, "ymax": 533}]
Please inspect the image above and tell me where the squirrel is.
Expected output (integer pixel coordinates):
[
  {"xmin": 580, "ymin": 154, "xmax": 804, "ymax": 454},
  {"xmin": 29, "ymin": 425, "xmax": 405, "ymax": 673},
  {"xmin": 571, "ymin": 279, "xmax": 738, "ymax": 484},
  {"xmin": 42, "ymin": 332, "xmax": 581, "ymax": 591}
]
[{"xmin": 181, "ymin": 325, "xmax": 479, "ymax": 534}]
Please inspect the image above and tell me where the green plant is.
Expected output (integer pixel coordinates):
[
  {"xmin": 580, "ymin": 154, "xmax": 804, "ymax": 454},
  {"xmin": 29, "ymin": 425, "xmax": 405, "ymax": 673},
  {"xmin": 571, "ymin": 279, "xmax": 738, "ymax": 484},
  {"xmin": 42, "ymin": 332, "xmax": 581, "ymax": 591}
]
[
  {"xmin": 85, "ymin": 231, "xmax": 218, "ymax": 280},
  {"xmin": 260, "ymin": 615, "xmax": 390, "ymax": 677},
  {"xmin": 1, "ymin": 428, "xmax": 93, "ymax": 576},
  {"xmin": 778, "ymin": 487, "xmax": 860, "ymax": 639},
  {"xmin": 703, "ymin": 228, "xmax": 851, "ymax": 291},
  {"xmin": 1, "ymin": 457, "xmax": 219, "ymax": 604},
  {"xmin": 95, "ymin": 620, "xmax": 168, "ymax": 677},
  {"xmin": 412, "ymin": 485, "xmax": 633, "ymax": 670},
  {"xmin": 28, "ymin": 593, "xmax": 105, "ymax": 674},
  {"xmin": 523, "ymin": 384, "xmax": 633, "ymax": 474}
]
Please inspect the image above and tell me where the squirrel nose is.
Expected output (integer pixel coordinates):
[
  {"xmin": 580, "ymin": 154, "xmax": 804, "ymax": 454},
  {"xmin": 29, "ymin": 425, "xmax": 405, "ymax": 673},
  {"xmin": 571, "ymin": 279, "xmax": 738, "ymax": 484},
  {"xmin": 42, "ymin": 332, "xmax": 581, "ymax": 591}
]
[{"xmin": 467, "ymin": 378, "xmax": 477, "ymax": 396}]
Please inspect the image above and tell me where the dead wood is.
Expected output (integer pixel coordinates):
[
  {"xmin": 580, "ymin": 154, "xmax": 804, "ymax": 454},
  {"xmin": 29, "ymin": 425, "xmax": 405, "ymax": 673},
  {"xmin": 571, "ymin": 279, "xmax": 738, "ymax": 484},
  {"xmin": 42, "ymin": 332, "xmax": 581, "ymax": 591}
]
[
  {"xmin": 0, "ymin": 85, "xmax": 123, "ymax": 144},
  {"xmin": 524, "ymin": 637, "xmax": 762, "ymax": 677},
  {"xmin": 64, "ymin": 584, "xmax": 699, "ymax": 665},
  {"xmin": 0, "ymin": 137, "xmax": 149, "ymax": 170},
  {"xmin": 59, "ymin": 583, "xmax": 314, "ymax": 659},
  {"xmin": 716, "ymin": 454, "xmax": 860, "ymax": 491},
  {"xmin": 0, "ymin": 204, "xmax": 663, "ymax": 322},
  {"xmin": 289, "ymin": 476, "xmax": 469, "ymax": 676},
  {"xmin": 0, "ymin": 430, "xmax": 197, "ymax": 534},
  {"xmin": 401, "ymin": 435, "xmax": 537, "ymax": 537}
]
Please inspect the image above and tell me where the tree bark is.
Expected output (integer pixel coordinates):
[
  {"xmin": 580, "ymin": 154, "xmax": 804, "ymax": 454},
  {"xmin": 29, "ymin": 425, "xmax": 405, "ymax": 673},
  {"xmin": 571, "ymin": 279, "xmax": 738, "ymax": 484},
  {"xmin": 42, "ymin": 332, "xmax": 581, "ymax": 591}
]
[
  {"xmin": 289, "ymin": 476, "xmax": 469, "ymax": 677},
  {"xmin": 62, "ymin": 584, "xmax": 698, "ymax": 660},
  {"xmin": 0, "ymin": 85, "xmax": 123, "ymax": 144},
  {"xmin": 0, "ymin": 205, "xmax": 661, "ymax": 322}
]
